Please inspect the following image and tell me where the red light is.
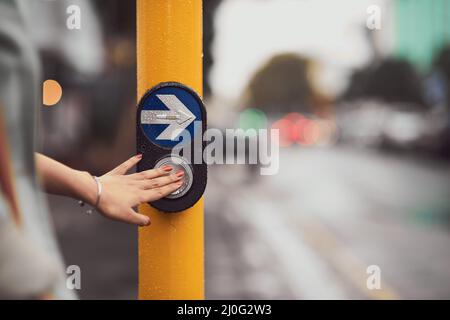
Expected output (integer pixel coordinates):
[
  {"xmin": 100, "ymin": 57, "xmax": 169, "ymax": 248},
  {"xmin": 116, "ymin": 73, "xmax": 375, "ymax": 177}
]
[
  {"xmin": 283, "ymin": 113, "xmax": 306, "ymax": 144},
  {"xmin": 302, "ymin": 120, "xmax": 321, "ymax": 145},
  {"xmin": 271, "ymin": 118, "xmax": 293, "ymax": 147}
]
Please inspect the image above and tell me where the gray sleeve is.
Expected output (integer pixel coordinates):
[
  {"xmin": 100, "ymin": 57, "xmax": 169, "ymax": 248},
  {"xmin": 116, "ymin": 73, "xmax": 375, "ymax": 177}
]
[{"xmin": 0, "ymin": 196, "xmax": 60, "ymax": 299}]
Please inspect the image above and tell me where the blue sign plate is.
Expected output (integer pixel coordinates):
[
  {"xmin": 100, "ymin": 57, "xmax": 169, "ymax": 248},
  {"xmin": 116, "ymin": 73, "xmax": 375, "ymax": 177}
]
[{"xmin": 138, "ymin": 82, "xmax": 204, "ymax": 149}]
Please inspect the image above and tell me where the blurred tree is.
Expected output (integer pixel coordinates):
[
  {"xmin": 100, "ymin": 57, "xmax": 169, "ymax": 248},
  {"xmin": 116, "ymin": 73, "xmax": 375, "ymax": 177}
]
[
  {"xmin": 242, "ymin": 53, "xmax": 329, "ymax": 116},
  {"xmin": 93, "ymin": 0, "xmax": 135, "ymax": 38},
  {"xmin": 341, "ymin": 68, "xmax": 372, "ymax": 102},
  {"xmin": 342, "ymin": 58, "xmax": 426, "ymax": 108},
  {"xmin": 434, "ymin": 45, "xmax": 450, "ymax": 91},
  {"xmin": 203, "ymin": 0, "xmax": 223, "ymax": 97}
]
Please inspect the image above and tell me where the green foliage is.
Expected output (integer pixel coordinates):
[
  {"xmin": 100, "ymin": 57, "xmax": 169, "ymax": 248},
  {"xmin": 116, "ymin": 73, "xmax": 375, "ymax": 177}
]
[{"xmin": 244, "ymin": 53, "xmax": 315, "ymax": 114}]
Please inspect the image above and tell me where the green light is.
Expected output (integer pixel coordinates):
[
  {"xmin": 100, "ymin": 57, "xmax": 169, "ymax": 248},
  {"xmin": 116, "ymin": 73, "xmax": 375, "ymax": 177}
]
[{"xmin": 238, "ymin": 108, "xmax": 268, "ymax": 132}]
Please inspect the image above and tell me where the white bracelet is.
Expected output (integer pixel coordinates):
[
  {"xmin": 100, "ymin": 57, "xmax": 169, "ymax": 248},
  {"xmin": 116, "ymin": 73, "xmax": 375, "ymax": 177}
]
[
  {"xmin": 93, "ymin": 176, "xmax": 103, "ymax": 208},
  {"xmin": 78, "ymin": 175, "xmax": 102, "ymax": 215}
]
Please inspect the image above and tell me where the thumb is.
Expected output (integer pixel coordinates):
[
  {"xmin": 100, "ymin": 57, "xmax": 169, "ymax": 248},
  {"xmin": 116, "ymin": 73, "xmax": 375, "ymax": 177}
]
[
  {"xmin": 126, "ymin": 209, "xmax": 151, "ymax": 227},
  {"xmin": 108, "ymin": 154, "xmax": 142, "ymax": 176}
]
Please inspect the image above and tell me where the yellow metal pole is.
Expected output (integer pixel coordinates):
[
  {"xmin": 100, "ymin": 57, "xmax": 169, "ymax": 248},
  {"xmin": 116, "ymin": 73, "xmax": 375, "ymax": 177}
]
[{"xmin": 136, "ymin": 0, "xmax": 204, "ymax": 300}]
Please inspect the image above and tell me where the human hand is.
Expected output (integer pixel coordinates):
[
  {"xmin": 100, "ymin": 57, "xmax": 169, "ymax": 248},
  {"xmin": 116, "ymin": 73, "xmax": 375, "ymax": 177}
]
[{"xmin": 82, "ymin": 154, "xmax": 184, "ymax": 226}]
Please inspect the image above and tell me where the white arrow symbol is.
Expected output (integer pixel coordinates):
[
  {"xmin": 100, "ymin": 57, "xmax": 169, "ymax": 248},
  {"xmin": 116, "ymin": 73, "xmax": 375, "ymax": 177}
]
[{"xmin": 141, "ymin": 94, "xmax": 196, "ymax": 140}]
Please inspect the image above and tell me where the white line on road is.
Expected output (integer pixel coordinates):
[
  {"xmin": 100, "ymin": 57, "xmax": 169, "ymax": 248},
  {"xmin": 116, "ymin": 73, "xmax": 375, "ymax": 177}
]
[{"xmin": 237, "ymin": 195, "xmax": 348, "ymax": 299}]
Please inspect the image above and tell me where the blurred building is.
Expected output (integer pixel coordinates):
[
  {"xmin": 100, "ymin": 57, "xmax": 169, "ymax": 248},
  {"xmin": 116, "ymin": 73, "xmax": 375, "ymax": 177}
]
[{"xmin": 394, "ymin": 0, "xmax": 450, "ymax": 72}]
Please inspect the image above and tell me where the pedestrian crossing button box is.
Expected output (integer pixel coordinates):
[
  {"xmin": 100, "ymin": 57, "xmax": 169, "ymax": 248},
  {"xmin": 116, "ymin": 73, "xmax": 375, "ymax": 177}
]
[{"xmin": 136, "ymin": 82, "xmax": 207, "ymax": 212}]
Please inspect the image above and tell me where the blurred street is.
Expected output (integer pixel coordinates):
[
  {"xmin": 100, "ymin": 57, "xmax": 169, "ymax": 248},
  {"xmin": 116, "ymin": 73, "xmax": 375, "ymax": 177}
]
[
  {"xmin": 205, "ymin": 146, "xmax": 450, "ymax": 299},
  {"xmin": 49, "ymin": 146, "xmax": 450, "ymax": 299}
]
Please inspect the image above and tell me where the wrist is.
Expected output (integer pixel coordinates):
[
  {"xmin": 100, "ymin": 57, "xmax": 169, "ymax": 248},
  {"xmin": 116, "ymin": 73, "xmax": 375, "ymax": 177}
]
[{"xmin": 74, "ymin": 170, "xmax": 98, "ymax": 206}]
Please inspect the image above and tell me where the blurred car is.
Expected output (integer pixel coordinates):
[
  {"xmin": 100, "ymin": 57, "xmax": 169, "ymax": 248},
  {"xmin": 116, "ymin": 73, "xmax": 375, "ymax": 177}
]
[
  {"xmin": 337, "ymin": 100, "xmax": 450, "ymax": 157},
  {"xmin": 380, "ymin": 103, "xmax": 427, "ymax": 151},
  {"xmin": 336, "ymin": 100, "xmax": 387, "ymax": 148}
]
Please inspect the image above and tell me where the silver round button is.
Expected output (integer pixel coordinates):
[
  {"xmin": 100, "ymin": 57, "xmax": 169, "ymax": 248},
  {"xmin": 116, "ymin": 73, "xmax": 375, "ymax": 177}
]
[{"xmin": 154, "ymin": 155, "xmax": 193, "ymax": 199}]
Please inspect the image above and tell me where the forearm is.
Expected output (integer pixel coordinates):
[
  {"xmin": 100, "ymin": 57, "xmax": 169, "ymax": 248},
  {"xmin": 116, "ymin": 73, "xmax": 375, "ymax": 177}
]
[
  {"xmin": 35, "ymin": 153, "xmax": 97, "ymax": 205},
  {"xmin": 34, "ymin": 153, "xmax": 182, "ymax": 226}
]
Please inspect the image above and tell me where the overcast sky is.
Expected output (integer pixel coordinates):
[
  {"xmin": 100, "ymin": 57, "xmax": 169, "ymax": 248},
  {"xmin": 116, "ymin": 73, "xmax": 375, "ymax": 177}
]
[{"xmin": 211, "ymin": 0, "xmax": 393, "ymax": 100}]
